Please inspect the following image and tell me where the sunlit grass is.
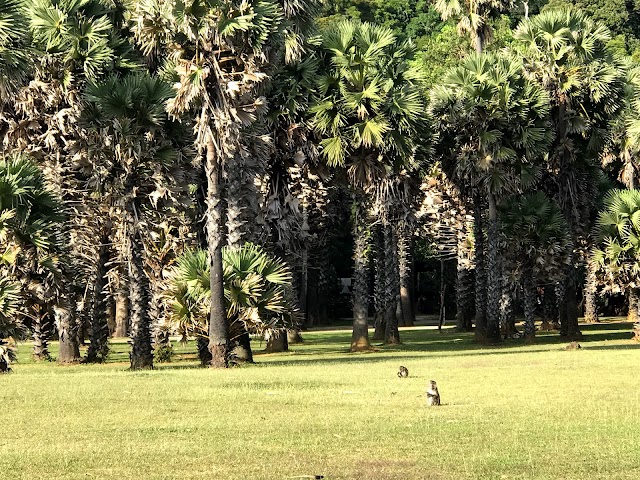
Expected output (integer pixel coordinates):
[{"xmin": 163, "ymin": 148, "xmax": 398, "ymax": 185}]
[{"xmin": 2, "ymin": 319, "xmax": 639, "ymax": 479}]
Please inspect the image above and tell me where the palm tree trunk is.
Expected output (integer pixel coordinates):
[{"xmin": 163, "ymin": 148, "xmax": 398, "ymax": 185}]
[
  {"xmin": 556, "ymin": 280, "xmax": 568, "ymax": 334},
  {"xmin": 584, "ymin": 260, "xmax": 598, "ymax": 323},
  {"xmin": 107, "ymin": 295, "xmax": 116, "ymax": 336},
  {"xmin": 373, "ymin": 225, "xmax": 386, "ymax": 340},
  {"xmin": 86, "ymin": 235, "xmax": 110, "ymax": 363},
  {"xmin": 562, "ymin": 265, "xmax": 582, "ymax": 340},
  {"xmin": 397, "ymin": 222, "xmax": 415, "ymax": 327},
  {"xmin": 485, "ymin": 192, "xmax": 501, "ymax": 343},
  {"xmin": 499, "ymin": 279, "xmax": 517, "ymax": 339},
  {"xmin": 56, "ymin": 279, "xmax": 80, "ymax": 363},
  {"xmin": 523, "ymin": 266, "xmax": 536, "ymax": 342},
  {"xmin": 384, "ymin": 223, "xmax": 400, "ymax": 345},
  {"xmin": 206, "ymin": 132, "xmax": 229, "ymax": 367},
  {"xmin": 627, "ymin": 289, "xmax": 638, "ymax": 323},
  {"xmin": 541, "ymin": 284, "xmax": 558, "ymax": 330},
  {"xmin": 473, "ymin": 196, "xmax": 487, "ymax": 342},
  {"xmin": 225, "ymin": 152, "xmax": 261, "ymax": 247},
  {"xmin": 351, "ymin": 198, "xmax": 371, "ymax": 351},
  {"xmin": 32, "ymin": 305, "xmax": 52, "ymax": 361},
  {"xmin": 114, "ymin": 285, "xmax": 129, "ymax": 337},
  {"xmin": 224, "ymin": 150, "xmax": 262, "ymax": 361},
  {"xmin": 456, "ymin": 222, "xmax": 474, "ymax": 332},
  {"xmin": 127, "ymin": 211, "xmax": 154, "ymax": 370},
  {"xmin": 300, "ymin": 247, "xmax": 309, "ymax": 327}
]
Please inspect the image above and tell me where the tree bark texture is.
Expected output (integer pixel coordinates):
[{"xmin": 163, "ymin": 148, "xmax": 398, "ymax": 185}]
[
  {"xmin": 397, "ymin": 222, "xmax": 415, "ymax": 327},
  {"xmin": 114, "ymin": 286, "xmax": 129, "ymax": 338},
  {"xmin": 206, "ymin": 133, "xmax": 230, "ymax": 368},
  {"xmin": 384, "ymin": 223, "xmax": 400, "ymax": 345},
  {"xmin": 32, "ymin": 305, "xmax": 52, "ymax": 361},
  {"xmin": 523, "ymin": 267, "xmax": 536, "ymax": 342},
  {"xmin": 127, "ymin": 214, "xmax": 154, "ymax": 370},
  {"xmin": 351, "ymin": 199, "xmax": 371, "ymax": 351},
  {"xmin": 473, "ymin": 197, "xmax": 487, "ymax": 342},
  {"xmin": 628, "ymin": 289, "xmax": 639, "ymax": 323},
  {"xmin": 56, "ymin": 279, "xmax": 80, "ymax": 363},
  {"xmin": 86, "ymin": 235, "xmax": 110, "ymax": 363},
  {"xmin": 106, "ymin": 295, "xmax": 116, "ymax": 337},
  {"xmin": 499, "ymin": 283, "xmax": 517, "ymax": 339},
  {"xmin": 485, "ymin": 192, "xmax": 501, "ymax": 343},
  {"xmin": 224, "ymin": 151, "xmax": 262, "ymax": 248},
  {"xmin": 372, "ymin": 225, "xmax": 386, "ymax": 340},
  {"xmin": 456, "ymin": 221, "xmax": 474, "ymax": 332},
  {"xmin": 561, "ymin": 264, "xmax": 582, "ymax": 340},
  {"xmin": 541, "ymin": 284, "xmax": 558, "ymax": 330},
  {"xmin": 584, "ymin": 260, "xmax": 598, "ymax": 323},
  {"xmin": 299, "ymin": 247, "xmax": 309, "ymax": 326}
]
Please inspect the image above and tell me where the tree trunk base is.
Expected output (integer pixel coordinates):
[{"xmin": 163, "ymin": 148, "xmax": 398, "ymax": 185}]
[
  {"xmin": 350, "ymin": 336, "xmax": 371, "ymax": 352},
  {"xmin": 384, "ymin": 337, "xmax": 400, "ymax": 345},
  {"xmin": 633, "ymin": 323, "xmax": 640, "ymax": 341},
  {"xmin": 130, "ymin": 356, "xmax": 154, "ymax": 370},
  {"xmin": 524, "ymin": 334, "xmax": 536, "ymax": 344},
  {"xmin": 209, "ymin": 343, "xmax": 228, "ymax": 368}
]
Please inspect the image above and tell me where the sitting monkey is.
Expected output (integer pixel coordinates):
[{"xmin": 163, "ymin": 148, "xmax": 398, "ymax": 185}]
[
  {"xmin": 397, "ymin": 366, "xmax": 409, "ymax": 378},
  {"xmin": 426, "ymin": 380, "xmax": 441, "ymax": 406}
]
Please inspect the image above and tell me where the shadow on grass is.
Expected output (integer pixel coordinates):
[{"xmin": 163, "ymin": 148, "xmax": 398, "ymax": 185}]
[{"xmin": 256, "ymin": 320, "xmax": 637, "ymax": 366}]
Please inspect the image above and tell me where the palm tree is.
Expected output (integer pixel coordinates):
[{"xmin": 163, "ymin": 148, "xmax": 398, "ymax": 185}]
[
  {"xmin": 311, "ymin": 20, "xmax": 428, "ymax": 350},
  {"xmin": 6, "ymin": 0, "xmax": 130, "ymax": 363},
  {"xmin": 515, "ymin": 9, "xmax": 628, "ymax": 340},
  {"xmin": 430, "ymin": 51, "xmax": 552, "ymax": 343},
  {"xmin": 130, "ymin": 0, "xmax": 307, "ymax": 367},
  {"xmin": 592, "ymin": 189, "xmax": 640, "ymax": 330},
  {"xmin": 83, "ymin": 72, "xmax": 188, "ymax": 369},
  {"xmin": 500, "ymin": 192, "xmax": 570, "ymax": 341},
  {"xmin": 166, "ymin": 244, "xmax": 296, "ymax": 364},
  {"xmin": 434, "ymin": 0, "xmax": 513, "ymax": 53},
  {"xmin": 0, "ymin": 154, "xmax": 65, "ymax": 364}
]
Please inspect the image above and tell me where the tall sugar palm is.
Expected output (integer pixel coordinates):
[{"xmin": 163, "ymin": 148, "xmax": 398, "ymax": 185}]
[
  {"xmin": 6, "ymin": 0, "xmax": 131, "ymax": 363},
  {"xmin": 0, "ymin": 154, "xmax": 65, "ymax": 364},
  {"xmin": 311, "ymin": 20, "xmax": 428, "ymax": 351},
  {"xmin": 434, "ymin": 0, "xmax": 513, "ymax": 53},
  {"xmin": 500, "ymin": 192, "xmax": 570, "ymax": 341},
  {"xmin": 430, "ymin": 51, "xmax": 551, "ymax": 343},
  {"xmin": 515, "ymin": 9, "xmax": 628, "ymax": 339},
  {"xmin": 129, "ymin": 0, "xmax": 308, "ymax": 367},
  {"xmin": 83, "ymin": 72, "xmax": 187, "ymax": 369}
]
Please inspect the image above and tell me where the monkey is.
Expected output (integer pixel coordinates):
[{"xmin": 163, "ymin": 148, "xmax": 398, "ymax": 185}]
[
  {"xmin": 397, "ymin": 365, "xmax": 409, "ymax": 378},
  {"xmin": 426, "ymin": 380, "xmax": 441, "ymax": 406},
  {"xmin": 564, "ymin": 341, "xmax": 582, "ymax": 350}
]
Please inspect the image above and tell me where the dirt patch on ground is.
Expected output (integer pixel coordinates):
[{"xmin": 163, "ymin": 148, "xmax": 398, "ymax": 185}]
[{"xmin": 344, "ymin": 458, "xmax": 442, "ymax": 480}]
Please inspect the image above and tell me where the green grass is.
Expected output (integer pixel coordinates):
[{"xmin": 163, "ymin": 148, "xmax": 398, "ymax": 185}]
[{"xmin": 2, "ymin": 320, "xmax": 640, "ymax": 479}]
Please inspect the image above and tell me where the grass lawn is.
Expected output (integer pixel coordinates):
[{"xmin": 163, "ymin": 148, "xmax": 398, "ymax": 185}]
[{"xmin": 1, "ymin": 319, "xmax": 639, "ymax": 480}]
